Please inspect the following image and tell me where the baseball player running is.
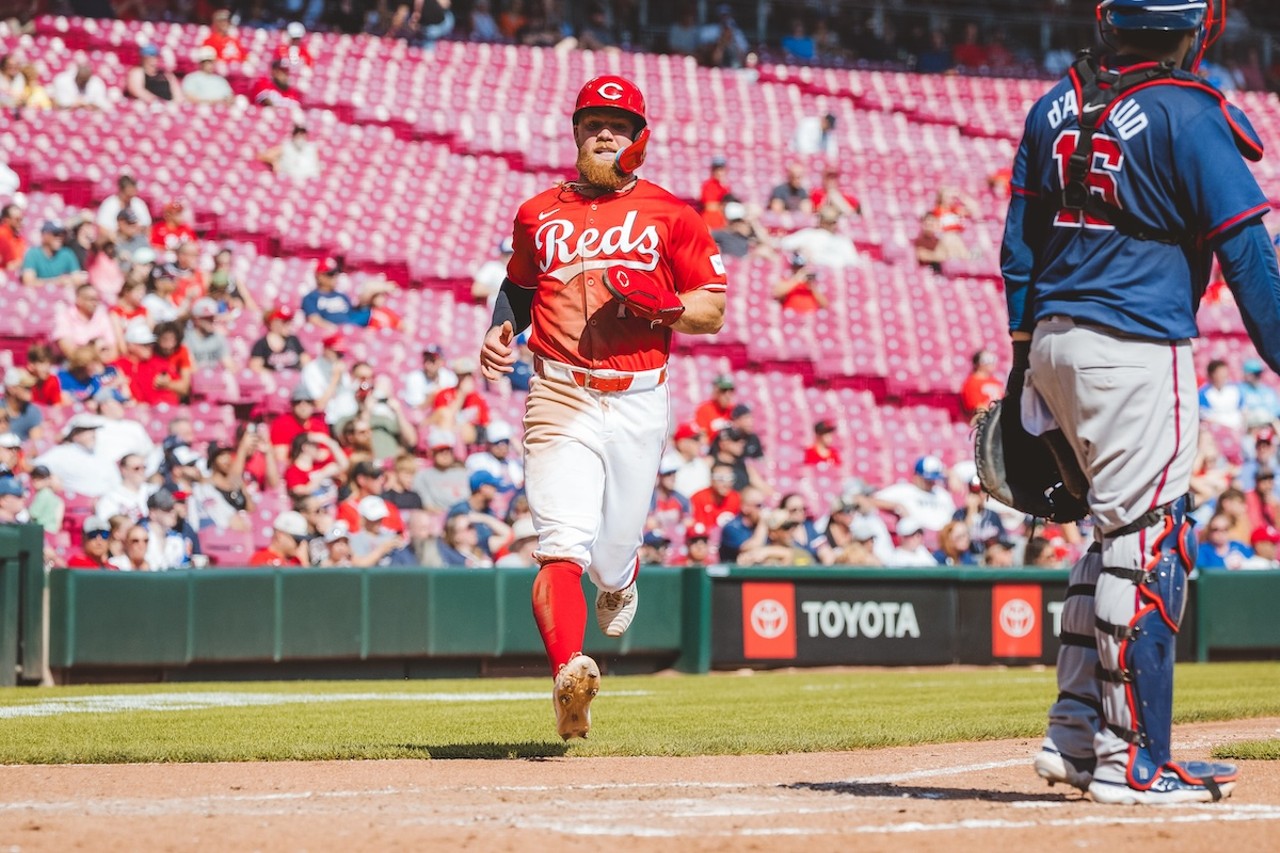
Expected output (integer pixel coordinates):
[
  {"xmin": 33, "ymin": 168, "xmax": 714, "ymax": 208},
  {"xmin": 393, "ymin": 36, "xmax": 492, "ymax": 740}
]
[
  {"xmin": 480, "ymin": 75, "xmax": 728, "ymax": 739},
  {"xmin": 1002, "ymin": 0, "xmax": 1280, "ymax": 804}
]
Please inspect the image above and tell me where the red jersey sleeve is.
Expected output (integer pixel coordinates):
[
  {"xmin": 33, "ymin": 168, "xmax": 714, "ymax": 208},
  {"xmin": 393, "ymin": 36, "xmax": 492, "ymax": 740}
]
[
  {"xmin": 669, "ymin": 203, "xmax": 728, "ymax": 294},
  {"xmin": 505, "ymin": 203, "xmax": 541, "ymax": 289}
]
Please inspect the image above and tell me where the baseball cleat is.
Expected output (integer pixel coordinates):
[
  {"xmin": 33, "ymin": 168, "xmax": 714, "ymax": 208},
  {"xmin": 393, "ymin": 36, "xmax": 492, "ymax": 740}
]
[
  {"xmin": 1089, "ymin": 761, "xmax": 1238, "ymax": 805},
  {"xmin": 596, "ymin": 582, "xmax": 638, "ymax": 638},
  {"xmin": 553, "ymin": 653, "xmax": 600, "ymax": 741},
  {"xmin": 1034, "ymin": 745, "xmax": 1095, "ymax": 791}
]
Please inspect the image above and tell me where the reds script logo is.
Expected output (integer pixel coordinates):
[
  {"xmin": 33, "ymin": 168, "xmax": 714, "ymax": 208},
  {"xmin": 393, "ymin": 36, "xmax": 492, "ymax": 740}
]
[
  {"xmin": 999, "ymin": 598, "xmax": 1036, "ymax": 638},
  {"xmin": 750, "ymin": 599, "xmax": 789, "ymax": 640},
  {"xmin": 536, "ymin": 209, "xmax": 661, "ymax": 280}
]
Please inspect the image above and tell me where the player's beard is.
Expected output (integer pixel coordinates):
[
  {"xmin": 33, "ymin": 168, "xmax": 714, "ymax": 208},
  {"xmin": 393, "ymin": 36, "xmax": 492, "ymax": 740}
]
[{"xmin": 576, "ymin": 144, "xmax": 630, "ymax": 193}]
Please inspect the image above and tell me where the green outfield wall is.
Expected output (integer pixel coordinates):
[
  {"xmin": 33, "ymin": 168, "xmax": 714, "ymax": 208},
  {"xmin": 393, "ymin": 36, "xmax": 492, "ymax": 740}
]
[{"xmin": 5, "ymin": 549, "xmax": 1277, "ymax": 683}]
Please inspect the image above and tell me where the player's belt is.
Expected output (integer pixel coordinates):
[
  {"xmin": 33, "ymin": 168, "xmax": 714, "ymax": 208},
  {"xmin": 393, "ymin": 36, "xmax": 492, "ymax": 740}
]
[{"xmin": 534, "ymin": 356, "xmax": 667, "ymax": 393}]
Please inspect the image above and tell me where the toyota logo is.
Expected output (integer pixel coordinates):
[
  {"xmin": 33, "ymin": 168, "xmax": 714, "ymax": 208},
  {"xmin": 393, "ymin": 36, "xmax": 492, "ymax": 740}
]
[
  {"xmin": 598, "ymin": 82, "xmax": 624, "ymax": 100},
  {"xmin": 999, "ymin": 598, "xmax": 1036, "ymax": 638},
  {"xmin": 751, "ymin": 599, "xmax": 789, "ymax": 639}
]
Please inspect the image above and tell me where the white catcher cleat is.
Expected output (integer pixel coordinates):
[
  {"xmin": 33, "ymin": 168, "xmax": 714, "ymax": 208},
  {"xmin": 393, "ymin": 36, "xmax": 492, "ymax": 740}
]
[
  {"xmin": 596, "ymin": 582, "xmax": 638, "ymax": 638},
  {"xmin": 553, "ymin": 653, "xmax": 600, "ymax": 741},
  {"xmin": 1033, "ymin": 744, "xmax": 1095, "ymax": 792}
]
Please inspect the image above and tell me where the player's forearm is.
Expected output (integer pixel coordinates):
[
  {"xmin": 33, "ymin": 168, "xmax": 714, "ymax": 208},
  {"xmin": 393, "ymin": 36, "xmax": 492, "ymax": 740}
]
[
  {"xmin": 490, "ymin": 279, "xmax": 532, "ymax": 332},
  {"xmin": 1216, "ymin": 220, "xmax": 1280, "ymax": 373},
  {"xmin": 670, "ymin": 288, "xmax": 724, "ymax": 335}
]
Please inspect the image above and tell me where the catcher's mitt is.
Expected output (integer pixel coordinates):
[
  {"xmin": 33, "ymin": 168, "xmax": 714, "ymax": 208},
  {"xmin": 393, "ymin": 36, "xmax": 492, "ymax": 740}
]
[
  {"xmin": 602, "ymin": 266, "xmax": 685, "ymax": 327},
  {"xmin": 974, "ymin": 397, "xmax": 1090, "ymax": 524}
]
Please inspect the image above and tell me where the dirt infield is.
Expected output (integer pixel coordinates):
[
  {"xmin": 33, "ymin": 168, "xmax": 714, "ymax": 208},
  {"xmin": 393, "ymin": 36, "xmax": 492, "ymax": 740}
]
[{"xmin": 2, "ymin": 717, "xmax": 1277, "ymax": 852}]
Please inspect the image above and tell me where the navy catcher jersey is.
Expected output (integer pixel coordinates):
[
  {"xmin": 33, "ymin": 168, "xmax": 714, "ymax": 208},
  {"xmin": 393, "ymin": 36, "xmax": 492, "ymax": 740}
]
[{"xmin": 1002, "ymin": 60, "xmax": 1269, "ymax": 340}]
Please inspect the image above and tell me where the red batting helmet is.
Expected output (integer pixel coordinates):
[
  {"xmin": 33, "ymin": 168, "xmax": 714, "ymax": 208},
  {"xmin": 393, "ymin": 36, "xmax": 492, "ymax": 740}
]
[{"xmin": 573, "ymin": 75, "xmax": 647, "ymax": 131}]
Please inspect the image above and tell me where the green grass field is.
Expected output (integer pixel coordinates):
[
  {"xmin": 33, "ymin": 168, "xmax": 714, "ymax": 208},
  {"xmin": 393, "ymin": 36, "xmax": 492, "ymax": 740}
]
[{"xmin": 0, "ymin": 663, "xmax": 1277, "ymax": 764}]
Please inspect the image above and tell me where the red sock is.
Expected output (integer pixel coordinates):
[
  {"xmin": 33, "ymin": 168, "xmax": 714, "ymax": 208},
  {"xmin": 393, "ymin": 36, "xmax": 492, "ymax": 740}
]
[{"xmin": 531, "ymin": 560, "xmax": 586, "ymax": 675}]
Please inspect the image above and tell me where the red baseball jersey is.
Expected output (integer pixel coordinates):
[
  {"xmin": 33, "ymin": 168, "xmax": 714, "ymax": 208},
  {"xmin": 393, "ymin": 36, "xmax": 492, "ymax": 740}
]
[{"xmin": 506, "ymin": 180, "xmax": 727, "ymax": 372}]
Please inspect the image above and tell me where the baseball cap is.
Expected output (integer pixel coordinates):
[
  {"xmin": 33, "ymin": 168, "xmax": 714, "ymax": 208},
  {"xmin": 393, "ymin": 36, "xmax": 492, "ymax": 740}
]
[
  {"xmin": 1243, "ymin": 358, "xmax": 1265, "ymax": 375},
  {"xmin": 914, "ymin": 455, "xmax": 946, "ymax": 481},
  {"xmin": 172, "ymin": 445, "xmax": 201, "ymax": 467},
  {"xmin": 788, "ymin": 251, "xmax": 807, "ymax": 268},
  {"xmin": 132, "ymin": 246, "xmax": 157, "ymax": 265},
  {"xmin": 62, "ymin": 413, "xmax": 105, "ymax": 439},
  {"xmin": 1251, "ymin": 525, "xmax": 1280, "ymax": 547},
  {"xmin": 723, "ymin": 201, "xmax": 746, "ymax": 222},
  {"xmin": 124, "ymin": 321, "xmax": 157, "ymax": 345},
  {"xmin": 4, "ymin": 367, "xmax": 34, "ymax": 388},
  {"xmin": 818, "ymin": 208, "xmax": 842, "ymax": 224},
  {"xmin": 485, "ymin": 421, "xmax": 513, "ymax": 443},
  {"xmin": 83, "ymin": 515, "xmax": 110, "ymax": 535},
  {"xmin": 274, "ymin": 509, "xmax": 309, "ymax": 538},
  {"xmin": 117, "ymin": 208, "xmax": 139, "ymax": 225},
  {"xmin": 41, "ymin": 220, "xmax": 65, "ymax": 235},
  {"xmin": 357, "ymin": 495, "xmax": 389, "ymax": 522},
  {"xmin": 321, "ymin": 333, "xmax": 347, "ymax": 352},
  {"xmin": 316, "ymin": 257, "xmax": 341, "ymax": 275},
  {"xmin": 765, "ymin": 509, "xmax": 796, "ymax": 530},
  {"xmin": 841, "ymin": 476, "xmax": 874, "ymax": 498},
  {"xmin": 324, "ymin": 520, "xmax": 351, "ymax": 543},
  {"xmin": 422, "ymin": 344, "xmax": 444, "ymax": 359},
  {"xmin": 987, "ymin": 535, "xmax": 1016, "ymax": 551},
  {"xmin": 710, "ymin": 155, "xmax": 727, "ymax": 169},
  {"xmin": 290, "ymin": 384, "xmax": 316, "ymax": 403},
  {"xmin": 969, "ymin": 475, "xmax": 985, "ymax": 494},
  {"xmin": 0, "ymin": 433, "xmax": 20, "ymax": 449},
  {"xmin": 268, "ymin": 304, "xmax": 296, "ymax": 323},
  {"xmin": 718, "ymin": 426, "xmax": 746, "ymax": 443},
  {"xmin": 469, "ymin": 470, "xmax": 502, "ymax": 492},
  {"xmin": 510, "ymin": 516, "xmax": 537, "ymax": 544},
  {"xmin": 427, "ymin": 428, "xmax": 456, "ymax": 451},
  {"xmin": 643, "ymin": 530, "xmax": 670, "ymax": 547},
  {"xmin": 191, "ymin": 297, "xmax": 219, "ymax": 319},
  {"xmin": 673, "ymin": 422, "xmax": 701, "ymax": 442},
  {"xmin": 350, "ymin": 460, "xmax": 383, "ymax": 481},
  {"xmin": 139, "ymin": 44, "xmax": 160, "ymax": 58},
  {"xmin": 686, "ymin": 522, "xmax": 710, "ymax": 542},
  {"xmin": 849, "ymin": 516, "xmax": 880, "ymax": 541},
  {"xmin": 814, "ymin": 419, "xmax": 836, "ymax": 435},
  {"xmin": 0, "ymin": 476, "xmax": 22, "ymax": 498},
  {"xmin": 713, "ymin": 374, "xmax": 735, "ymax": 391},
  {"xmin": 287, "ymin": 21, "xmax": 306, "ymax": 38},
  {"xmin": 29, "ymin": 465, "xmax": 51, "ymax": 480},
  {"xmin": 730, "ymin": 404, "xmax": 751, "ymax": 419},
  {"xmin": 193, "ymin": 45, "xmax": 217, "ymax": 63},
  {"xmin": 896, "ymin": 518, "xmax": 922, "ymax": 537},
  {"xmin": 147, "ymin": 488, "xmax": 177, "ymax": 512},
  {"xmin": 452, "ymin": 357, "xmax": 477, "ymax": 375},
  {"xmin": 658, "ymin": 452, "xmax": 682, "ymax": 476},
  {"xmin": 271, "ymin": 56, "xmax": 290, "ymax": 70},
  {"xmin": 1257, "ymin": 427, "xmax": 1276, "ymax": 446}
]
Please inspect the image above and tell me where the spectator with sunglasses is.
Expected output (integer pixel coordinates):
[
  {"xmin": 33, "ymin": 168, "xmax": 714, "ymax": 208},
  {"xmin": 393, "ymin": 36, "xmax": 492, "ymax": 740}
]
[
  {"xmin": 109, "ymin": 524, "xmax": 153, "ymax": 571},
  {"xmin": 67, "ymin": 516, "xmax": 114, "ymax": 568}
]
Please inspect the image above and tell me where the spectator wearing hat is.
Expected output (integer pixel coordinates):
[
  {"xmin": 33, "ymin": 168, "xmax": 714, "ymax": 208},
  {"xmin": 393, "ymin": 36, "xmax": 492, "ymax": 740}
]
[
  {"xmin": 768, "ymin": 163, "xmax": 812, "ymax": 215},
  {"xmin": 26, "ymin": 465, "xmax": 63, "ymax": 535},
  {"xmin": 95, "ymin": 174, "xmax": 151, "ymax": 236},
  {"xmin": 269, "ymin": 385, "xmax": 332, "ymax": 461},
  {"xmin": 694, "ymin": 374, "xmax": 737, "ymax": 439},
  {"xmin": 1236, "ymin": 431, "xmax": 1279, "ymax": 494},
  {"xmin": 181, "ymin": 46, "xmax": 233, "ymax": 104},
  {"xmin": 151, "ymin": 203, "xmax": 196, "ymax": 253},
  {"xmin": 0, "ymin": 431, "xmax": 20, "ymax": 475},
  {"xmin": 2, "ymin": 367, "xmax": 43, "ymax": 442},
  {"xmin": 960, "ymin": 349, "xmax": 1004, "ymax": 420},
  {"xmin": 0, "ymin": 203, "xmax": 27, "ymax": 272},
  {"xmin": 258, "ymin": 123, "xmax": 321, "ymax": 182},
  {"xmin": 301, "ymin": 258, "xmax": 370, "ymax": 330},
  {"xmin": 402, "ymin": 345, "xmax": 458, "ymax": 410},
  {"xmin": 95, "ymin": 453, "xmax": 153, "ymax": 524},
  {"xmin": 21, "ymin": 220, "xmax": 85, "ymax": 287},
  {"xmin": 689, "ymin": 462, "xmax": 743, "ymax": 532},
  {"xmin": 699, "ymin": 155, "xmax": 734, "ymax": 231},
  {"xmin": 283, "ymin": 431, "xmax": 347, "ymax": 504},
  {"xmin": 336, "ymin": 459, "xmax": 405, "ymax": 534},
  {"xmin": 350, "ymin": 496, "xmax": 417, "ymax": 567},
  {"xmin": 67, "ymin": 516, "xmax": 114, "ymax": 569},
  {"xmin": 952, "ymin": 475, "xmax": 1006, "ymax": 553},
  {"xmin": 872, "ymin": 455, "xmax": 956, "ymax": 532},
  {"xmin": 674, "ymin": 522, "xmax": 715, "ymax": 567},
  {"xmin": 709, "ymin": 425, "xmax": 766, "ymax": 493},
  {"xmin": 670, "ymin": 421, "xmax": 710, "ymax": 498},
  {"xmin": 125, "ymin": 44, "xmax": 183, "ymax": 103},
  {"xmin": 710, "ymin": 200, "xmax": 775, "ymax": 261},
  {"xmin": 496, "ymin": 516, "xmax": 540, "ymax": 568},
  {"xmin": 139, "ymin": 488, "xmax": 190, "ymax": 570},
  {"xmin": 471, "ymin": 238, "xmax": 514, "ymax": 308},
  {"xmin": 185, "ymin": 298, "xmax": 232, "ymax": 370},
  {"xmin": 203, "ymin": 9, "xmax": 248, "ymax": 63},
  {"xmin": 464, "ymin": 420, "xmax": 523, "ymax": 491},
  {"xmin": 717, "ymin": 485, "xmax": 766, "ymax": 564},
  {"xmin": 249, "ymin": 510, "xmax": 309, "ymax": 567},
  {"xmin": 736, "ymin": 508, "xmax": 814, "ymax": 566},
  {"xmin": 278, "ymin": 21, "xmax": 316, "ymax": 67},
  {"xmin": 1238, "ymin": 358, "xmax": 1280, "ymax": 423},
  {"xmin": 803, "ymin": 420, "xmax": 841, "ymax": 467},
  {"xmin": 33, "ymin": 414, "xmax": 118, "ymax": 497},
  {"xmin": 635, "ymin": 530, "xmax": 670, "ymax": 566},
  {"xmin": 650, "ymin": 452, "xmax": 692, "ymax": 530},
  {"xmin": 140, "ymin": 263, "xmax": 182, "ymax": 326},
  {"xmin": 1244, "ymin": 525, "xmax": 1280, "ymax": 569},
  {"xmin": 430, "ymin": 358, "xmax": 490, "ymax": 445},
  {"xmin": 773, "ymin": 253, "xmax": 828, "ymax": 313},
  {"xmin": 887, "ymin": 518, "xmax": 937, "ymax": 566},
  {"xmin": 251, "ymin": 57, "xmax": 302, "ymax": 108},
  {"xmin": 53, "ymin": 282, "xmax": 117, "ymax": 362},
  {"xmin": 983, "ymin": 535, "xmax": 1017, "ymax": 568},
  {"xmin": 249, "ymin": 305, "xmax": 307, "ymax": 373},
  {"xmin": 109, "ymin": 523, "xmax": 153, "ymax": 571},
  {"xmin": 0, "ymin": 475, "xmax": 26, "ymax": 524},
  {"xmin": 779, "ymin": 209, "xmax": 862, "ymax": 271},
  {"xmin": 319, "ymin": 521, "xmax": 354, "ymax": 567},
  {"xmin": 412, "ymin": 430, "xmax": 470, "ymax": 512},
  {"xmin": 52, "ymin": 60, "xmax": 109, "ymax": 111}
]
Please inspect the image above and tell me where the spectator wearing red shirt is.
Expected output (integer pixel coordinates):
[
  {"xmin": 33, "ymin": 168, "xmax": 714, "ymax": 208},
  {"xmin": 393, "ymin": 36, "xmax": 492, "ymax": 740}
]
[
  {"xmin": 270, "ymin": 385, "xmax": 332, "ymax": 461},
  {"xmin": 336, "ymin": 459, "xmax": 406, "ymax": 535},
  {"xmin": 951, "ymin": 22, "xmax": 989, "ymax": 70},
  {"xmin": 66, "ymin": 516, "xmax": 116, "ymax": 569},
  {"xmin": 282, "ymin": 431, "xmax": 347, "ymax": 503},
  {"xmin": 803, "ymin": 419, "xmax": 842, "ymax": 467},
  {"xmin": 694, "ymin": 374, "xmax": 736, "ymax": 439},
  {"xmin": 147, "ymin": 321, "xmax": 193, "ymax": 405},
  {"xmin": 150, "ymin": 200, "xmax": 196, "ymax": 252},
  {"xmin": 430, "ymin": 358, "xmax": 490, "ymax": 445},
  {"xmin": 248, "ymin": 510, "xmax": 308, "ymax": 566},
  {"xmin": 689, "ymin": 463, "xmax": 743, "ymax": 531},
  {"xmin": 251, "ymin": 59, "xmax": 302, "ymax": 108},
  {"xmin": 699, "ymin": 156, "xmax": 733, "ymax": 231},
  {"xmin": 25, "ymin": 343, "xmax": 62, "ymax": 407},
  {"xmin": 277, "ymin": 22, "xmax": 316, "ymax": 67},
  {"xmin": 202, "ymin": 9, "xmax": 248, "ymax": 63},
  {"xmin": 112, "ymin": 322, "xmax": 167, "ymax": 404},
  {"xmin": 960, "ymin": 349, "xmax": 1004, "ymax": 420},
  {"xmin": 0, "ymin": 203, "xmax": 26, "ymax": 272},
  {"xmin": 809, "ymin": 167, "xmax": 860, "ymax": 219},
  {"xmin": 772, "ymin": 253, "xmax": 828, "ymax": 313}
]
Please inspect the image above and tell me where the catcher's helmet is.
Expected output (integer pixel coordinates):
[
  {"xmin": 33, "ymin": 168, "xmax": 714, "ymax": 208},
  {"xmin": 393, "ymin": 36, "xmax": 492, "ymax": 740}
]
[
  {"xmin": 573, "ymin": 75, "xmax": 647, "ymax": 131},
  {"xmin": 1097, "ymin": 0, "xmax": 1224, "ymax": 71}
]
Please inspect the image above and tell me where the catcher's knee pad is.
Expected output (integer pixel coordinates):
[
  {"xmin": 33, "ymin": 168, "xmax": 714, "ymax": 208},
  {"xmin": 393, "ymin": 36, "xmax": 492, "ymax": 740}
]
[
  {"xmin": 1047, "ymin": 544, "xmax": 1103, "ymax": 759},
  {"xmin": 1094, "ymin": 495, "xmax": 1195, "ymax": 788}
]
